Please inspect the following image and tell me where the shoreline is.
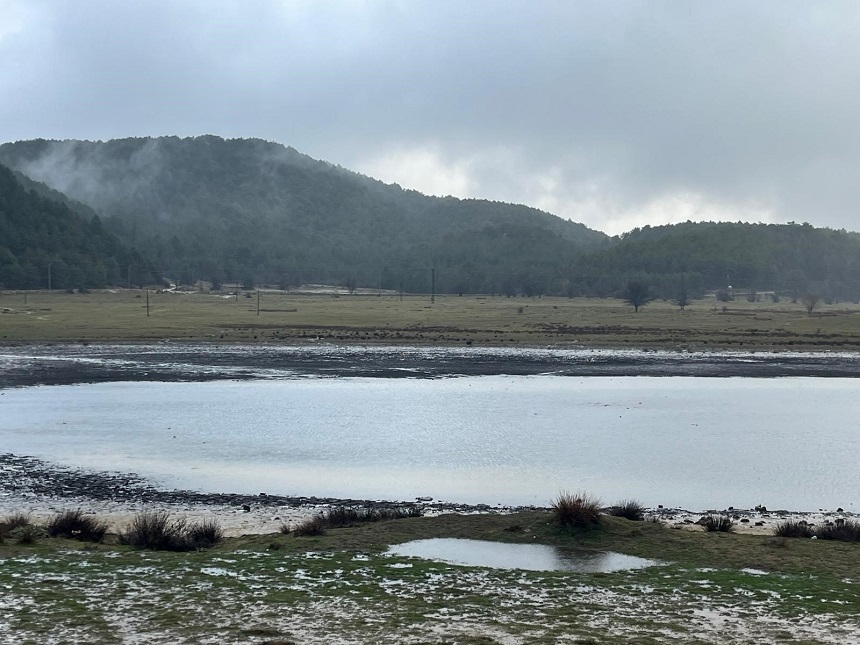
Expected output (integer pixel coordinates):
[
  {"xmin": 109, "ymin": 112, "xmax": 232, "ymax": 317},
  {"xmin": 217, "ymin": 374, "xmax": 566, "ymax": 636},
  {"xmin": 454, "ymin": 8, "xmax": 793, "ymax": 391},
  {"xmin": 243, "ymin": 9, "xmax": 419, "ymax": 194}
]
[
  {"xmin": 1, "ymin": 453, "xmax": 853, "ymax": 538},
  {"xmin": 3, "ymin": 341, "xmax": 860, "ymax": 391}
]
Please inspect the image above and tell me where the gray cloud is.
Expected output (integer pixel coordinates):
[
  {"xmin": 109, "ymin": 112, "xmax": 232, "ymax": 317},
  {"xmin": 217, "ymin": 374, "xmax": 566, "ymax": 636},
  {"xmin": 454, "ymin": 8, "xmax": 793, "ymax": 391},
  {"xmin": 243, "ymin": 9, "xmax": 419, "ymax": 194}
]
[{"xmin": 2, "ymin": 0, "xmax": 860, "ymax": 233}]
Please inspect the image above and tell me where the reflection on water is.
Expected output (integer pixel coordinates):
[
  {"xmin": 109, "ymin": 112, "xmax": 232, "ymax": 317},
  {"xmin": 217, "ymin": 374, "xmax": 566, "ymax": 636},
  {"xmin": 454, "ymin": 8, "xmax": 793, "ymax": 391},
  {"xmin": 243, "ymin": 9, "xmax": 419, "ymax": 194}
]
[{"xmin": 388, "ymin": 538, "xmax": 660, "ymax": 572}]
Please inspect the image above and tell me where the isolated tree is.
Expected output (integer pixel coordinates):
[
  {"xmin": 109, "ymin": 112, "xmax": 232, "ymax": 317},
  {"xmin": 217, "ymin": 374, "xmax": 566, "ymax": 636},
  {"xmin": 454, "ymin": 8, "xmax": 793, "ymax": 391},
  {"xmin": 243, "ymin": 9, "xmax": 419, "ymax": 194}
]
[
  {"xmin": 801, "ymin": 292, "xmax": 821, "ymax": 315},
  {"xmin": 674, "ymin": 276, "xmax": 690, "ymax": 310},
  {"xmin": 345, "ymin": 276, "xmax": 357, "ymax": 295},
  {"xmin": 624, "ymin": 279, "xmax": 651, "ymax": 313}
]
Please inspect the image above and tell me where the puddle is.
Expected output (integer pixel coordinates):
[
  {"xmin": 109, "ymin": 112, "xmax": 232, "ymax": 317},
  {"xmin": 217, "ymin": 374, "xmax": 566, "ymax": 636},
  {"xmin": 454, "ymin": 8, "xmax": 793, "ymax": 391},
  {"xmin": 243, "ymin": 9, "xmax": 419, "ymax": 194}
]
[{"xmin": 387, "ymin": 538, "xmax": 661, "ymax": 573}]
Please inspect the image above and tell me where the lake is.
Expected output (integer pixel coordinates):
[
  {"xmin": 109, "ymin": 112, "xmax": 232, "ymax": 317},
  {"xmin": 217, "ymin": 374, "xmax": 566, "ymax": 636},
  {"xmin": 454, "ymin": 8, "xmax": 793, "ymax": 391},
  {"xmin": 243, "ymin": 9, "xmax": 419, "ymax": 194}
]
[{"xmin": 1, "ymin": 374, "xmax": 857, "ymax": 511}]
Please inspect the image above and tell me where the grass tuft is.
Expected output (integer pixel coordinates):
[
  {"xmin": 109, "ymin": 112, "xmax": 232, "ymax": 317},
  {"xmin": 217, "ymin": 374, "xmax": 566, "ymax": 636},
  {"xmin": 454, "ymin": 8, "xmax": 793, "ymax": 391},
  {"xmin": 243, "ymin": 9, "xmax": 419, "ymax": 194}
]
[
  {"xmin": 291, "ymin": 515, "xmax": 327, "ymax": 537},
  {"xmin": 701, "ymin": 515, "xmax": 735, "ymax": 533},
  {"xmin": 551, "ymin": 491, "xmax": 602, "ymax": 529},
  {"xmin": 0, "ymin": 512, "xmax": 32, "ymax": 539},
  {"xmin": 46, "ymin": 510, "xmax": 108, "ymax": 542},
  {"xmin": 773, "ymin": 520, "xmax": 813, "ymax": 539},
  {"xmin": 118, "ymin": 512, "xmax": 220, "ymax": 551},
  {"xmin": 186, "ymin": 519, "xmax": 224, "ymax": 549},
  {"xmin": 609, "ymin": 499, "xmax": 645, "ymax": 521},
  {"xmin": 815, "ymin": 519, "xmax": 860, "ymax": 542},
  {"xmin": 120, "ymin": 511, "xmax": 188, "ymax": 551}
]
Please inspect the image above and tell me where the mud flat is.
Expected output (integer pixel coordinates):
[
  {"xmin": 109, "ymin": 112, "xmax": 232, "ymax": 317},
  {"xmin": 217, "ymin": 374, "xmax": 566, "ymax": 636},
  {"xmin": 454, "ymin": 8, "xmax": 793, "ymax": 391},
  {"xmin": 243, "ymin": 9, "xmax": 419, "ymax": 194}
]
[{"xmin": 3, "ymin": 342, "xmax": 860, "ymax": 389}]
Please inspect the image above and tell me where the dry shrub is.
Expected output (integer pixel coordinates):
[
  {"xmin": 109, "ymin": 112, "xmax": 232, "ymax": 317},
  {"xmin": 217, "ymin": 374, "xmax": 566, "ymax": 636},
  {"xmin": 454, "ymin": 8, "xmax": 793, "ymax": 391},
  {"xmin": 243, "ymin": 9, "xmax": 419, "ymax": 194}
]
[
  {"xmin": 551, "ymin": 491, "xmax": 602, "ymax": 529},
  {"xmin": 610, "ymin": 499, "xmax": 645, "ymax": 521},
  {"xmin": 46, "ymin": 510, "xmax": 108, "ymax": 542}
]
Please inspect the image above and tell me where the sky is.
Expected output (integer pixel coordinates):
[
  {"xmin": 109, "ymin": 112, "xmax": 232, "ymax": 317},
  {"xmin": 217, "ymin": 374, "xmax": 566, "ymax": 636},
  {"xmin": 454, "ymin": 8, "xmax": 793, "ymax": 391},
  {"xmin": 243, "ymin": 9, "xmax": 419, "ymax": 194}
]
[{"xmin": 1, "ymin": 1, "xmax": 860, "ymax": 235}]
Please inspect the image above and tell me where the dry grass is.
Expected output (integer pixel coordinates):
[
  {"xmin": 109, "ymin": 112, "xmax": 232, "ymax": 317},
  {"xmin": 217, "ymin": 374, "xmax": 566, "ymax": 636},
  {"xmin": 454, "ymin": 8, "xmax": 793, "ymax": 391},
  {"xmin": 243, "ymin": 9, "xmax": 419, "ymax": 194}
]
[
  {"xmin": 46, "ymin": 510, "xmax": 108, "ymax": 542},
  {"xmin": 551, "ymin": 491, "xmax": 602, "ymax": 529},
  {"xmin": 2, "ymin": 289, "xmax": 860, "ymax": 349}
]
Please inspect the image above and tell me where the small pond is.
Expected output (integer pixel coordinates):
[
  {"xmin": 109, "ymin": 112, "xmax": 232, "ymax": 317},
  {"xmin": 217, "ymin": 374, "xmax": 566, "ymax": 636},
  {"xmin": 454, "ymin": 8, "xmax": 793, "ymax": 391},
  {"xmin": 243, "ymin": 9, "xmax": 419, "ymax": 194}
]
[{"xmin": 387, "ymin": 538, "xmax": 661, "ymax": 573}]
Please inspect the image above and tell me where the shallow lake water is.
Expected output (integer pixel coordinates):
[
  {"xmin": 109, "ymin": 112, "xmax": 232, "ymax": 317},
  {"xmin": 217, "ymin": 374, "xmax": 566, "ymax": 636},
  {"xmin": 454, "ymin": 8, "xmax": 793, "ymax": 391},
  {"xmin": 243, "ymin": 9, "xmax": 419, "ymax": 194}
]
[
  {"xmin": 388, "ymin": 538, "xmax": 660, "ymax": 572},
  {"xmin": 1, "ymin": 375, "xmax": 858, "ymax": 511}
]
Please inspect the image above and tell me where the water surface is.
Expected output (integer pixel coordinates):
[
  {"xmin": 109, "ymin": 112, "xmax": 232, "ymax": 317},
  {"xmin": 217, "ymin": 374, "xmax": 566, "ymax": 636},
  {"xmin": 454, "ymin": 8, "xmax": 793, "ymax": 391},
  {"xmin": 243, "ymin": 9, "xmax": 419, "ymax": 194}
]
[
  {"xmin": 1, "ymin": 375, "xmax": 858, "ymax": 510},
  {"xmin": 388, "ymin": 538, "xmax": 660, "ymax": 572}
]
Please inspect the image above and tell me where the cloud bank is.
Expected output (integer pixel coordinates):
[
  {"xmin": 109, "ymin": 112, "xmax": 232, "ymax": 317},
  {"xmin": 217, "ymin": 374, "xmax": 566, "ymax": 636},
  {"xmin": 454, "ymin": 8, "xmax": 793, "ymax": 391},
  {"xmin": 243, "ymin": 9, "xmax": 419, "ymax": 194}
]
[{"xmin": 1, "ymin": 1, "xmax": 859, "ymax": 234}]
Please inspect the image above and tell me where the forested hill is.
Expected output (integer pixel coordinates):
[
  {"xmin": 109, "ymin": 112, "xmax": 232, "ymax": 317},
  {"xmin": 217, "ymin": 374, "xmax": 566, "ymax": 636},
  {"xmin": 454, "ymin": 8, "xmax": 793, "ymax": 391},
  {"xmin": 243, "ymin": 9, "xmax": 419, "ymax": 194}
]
[
  {"xmin": 0, "ymin": 136, "xmax": 608, "ymax": 293},
  {"xmin": 0, "ymin": 162, "xmax": 156, "ymax": 290},
  {"xmin": 2, "ymin": 135, "xmax": 860, "ymax": 300},
  {"xmin": 587, "ymin": 222, "xmax": 860, "ymax": 301}
]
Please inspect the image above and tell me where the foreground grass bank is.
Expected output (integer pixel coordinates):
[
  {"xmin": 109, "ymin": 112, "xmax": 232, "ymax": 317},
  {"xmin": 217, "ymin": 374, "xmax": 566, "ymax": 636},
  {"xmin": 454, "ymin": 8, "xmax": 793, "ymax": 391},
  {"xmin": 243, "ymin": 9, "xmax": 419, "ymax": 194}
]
[
  {"xmin": 1, "ymin": 511, "xmax": 858, "ymax": 644},
  {"xmin": 2, "ymin": 289, "xmax": 860, "ymax": 349}
]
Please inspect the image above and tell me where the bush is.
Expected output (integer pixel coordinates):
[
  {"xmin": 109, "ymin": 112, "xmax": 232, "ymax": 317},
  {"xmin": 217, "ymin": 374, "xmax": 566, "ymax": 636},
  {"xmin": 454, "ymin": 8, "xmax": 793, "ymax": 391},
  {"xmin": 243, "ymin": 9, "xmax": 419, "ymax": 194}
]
[
  {"xmin": 0, "ymin": 512, "xmax": 32, "ymax": 537},
  {"xmin": 551, "ymin": 491, "xmax": 602, "ymax": 529},
  {"xmin": 701, "ymin": 515, "xmax": 735, "ymax": 533},
  {"xmin": 186, "ymin": 519, "xmax": 224, "ymax": 549},
  {"xmin": 773, "ymin": 520, "xmax": 813, "ymax": 538},
  {"xmin": 9, "ymin": 524, "xmax": 46, "ymax": 545},
  {"xmin": 46, "ymin": 510, "xmax": 108, "ymax": 542},
  {"xmin": 292, "ymin": 515, "xmax": 327, "ymax": 537},
  {"xmin": 120, "ymin": 512, "xmax": 224, "ymax": 551},
  {"xmin": 610, "ymin": 499, "xmax": 645, "ymax": 521},
  {"xmin": 120, "ymin": 511, "xmax": 188, "ymax": 551},
  {"xmin": 815, "ymin": 519, "xmax": 860, "ymax": 542}
]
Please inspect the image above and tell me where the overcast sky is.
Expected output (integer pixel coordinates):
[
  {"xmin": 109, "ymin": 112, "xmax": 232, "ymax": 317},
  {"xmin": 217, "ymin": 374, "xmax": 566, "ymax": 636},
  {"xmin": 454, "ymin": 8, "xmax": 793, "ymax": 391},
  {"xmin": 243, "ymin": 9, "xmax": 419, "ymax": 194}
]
[{"xmin": 2, "ymin": 1, "xmax": 859, "ymax": 235}]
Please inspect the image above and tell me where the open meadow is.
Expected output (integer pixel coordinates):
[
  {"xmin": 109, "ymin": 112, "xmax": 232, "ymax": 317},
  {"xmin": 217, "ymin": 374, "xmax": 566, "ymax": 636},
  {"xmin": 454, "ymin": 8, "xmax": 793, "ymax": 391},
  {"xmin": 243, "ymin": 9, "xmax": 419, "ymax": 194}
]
[
  {"xmin": 3, "ymin": 288, "xmax": 860, "ymax": 644},
  {"xmin": 2, "ymin": 289, "xmax": 860, "ymax": 349},
  {"xmin": 2, "ymin": 509, "xmax": 860, "ymax": 644}
]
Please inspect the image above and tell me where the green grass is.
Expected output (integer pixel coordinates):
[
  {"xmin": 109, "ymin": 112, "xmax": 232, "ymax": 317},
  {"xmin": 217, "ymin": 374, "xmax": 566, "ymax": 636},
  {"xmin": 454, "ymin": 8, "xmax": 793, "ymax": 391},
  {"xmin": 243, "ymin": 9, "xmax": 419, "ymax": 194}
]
[
  {"xmin": 2, "ymin": 289, "xmax": 860, "ymax": 349},
  {"xmin": 0, "ymin": 512, "xmax": 860, "ymax": 644},
  {"xmin": 1, "ymin": 511, "xmax": 858, "ymax": 643}
]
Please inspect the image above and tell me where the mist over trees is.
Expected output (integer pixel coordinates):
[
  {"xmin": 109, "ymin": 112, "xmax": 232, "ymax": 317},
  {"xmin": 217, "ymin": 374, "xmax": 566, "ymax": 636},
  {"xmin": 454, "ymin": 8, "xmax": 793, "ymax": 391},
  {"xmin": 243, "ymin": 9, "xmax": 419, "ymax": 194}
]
[
  {"xmin": 0, "ymin": 162, "xmax": 157, "ymax": 290},
  {"xmin": 2, "ymin": 135, "xmax": 860, "ymax": 301}
]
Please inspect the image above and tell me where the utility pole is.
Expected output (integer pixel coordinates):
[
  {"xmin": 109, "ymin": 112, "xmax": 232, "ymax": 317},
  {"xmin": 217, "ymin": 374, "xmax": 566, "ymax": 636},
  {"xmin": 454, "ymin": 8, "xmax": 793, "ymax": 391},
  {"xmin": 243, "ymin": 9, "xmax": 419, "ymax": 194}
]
[
  {"xmin": 431, "ymin": 267, "xmax": 436, "ymax": 304},
  {"xmin": 399, "ymin": 277, "xmax": 403, "ymax": 301},
  {"xmin": 256, "ymin": 290, "xmax": 260, "ymax": 316},
  {"xmin": 146, "ymin": 290, "xmax": 150, "ymax": 317},
  {"xmin": 47, "ymin": 263, "xmax": 52, "ymax": 291},
  {"xmin": 127, "ymin": 265, "xmax": 132, "ymax": 290},
  {"xmin": 378, "ymin": 275, "xmax": 382, "ymax": 296}
]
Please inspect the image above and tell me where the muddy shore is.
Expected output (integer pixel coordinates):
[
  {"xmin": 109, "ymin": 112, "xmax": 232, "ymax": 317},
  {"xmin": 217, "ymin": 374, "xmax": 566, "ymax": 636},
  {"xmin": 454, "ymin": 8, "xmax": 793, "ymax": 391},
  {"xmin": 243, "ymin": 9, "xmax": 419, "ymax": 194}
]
[
  {"xmin": 2, "ymin": 452, "xmax": 853, "ymax": 538},
  {"xmin": 2, "ymin": 341, "xmax": 860, "ymax": 389}
]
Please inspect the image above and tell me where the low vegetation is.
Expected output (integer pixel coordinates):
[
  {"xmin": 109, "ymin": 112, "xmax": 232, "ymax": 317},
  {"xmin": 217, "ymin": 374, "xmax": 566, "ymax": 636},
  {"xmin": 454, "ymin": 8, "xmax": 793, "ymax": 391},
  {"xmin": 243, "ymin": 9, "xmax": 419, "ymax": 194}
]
[
  {"xmin": 701, "ymin": 514, "xmax": 735, "ymax": 533},
  {"xmin": 0, "ymin": 512, "xmax": 33, "ymax": 542},
  {"xmin": 609, "ymin": 499, "xmax": 645, "ymax": 521},
  {"xmin": 551, "ymin": 491, "xmax": 602, "ymax": 529},
  {"xmin": 46, "ymin": 509, "xmax": 108, "ymax": 542},
  {"xmin": 2, "ymin": 289, "xmax": 860, "ymax": 351},
  {"xmin": 119, "ymin": 511, "xmax": 223, "ymax": 551},
  {"xmin": 773, "ymin": 518, "xmax": 860, "ymax": 542},
  {"xmin": 286, "ymin": 504, "xmax": 423, "ymax": 536},
  {"xmin": 1, "ymin": 508, "xmax": 859, "ymax": 644},
  {"xmin": 773, "ymin": 520, "xmax": 814, "ymax": 538},
  {"xmin": 290, "ymin": 515, "xmax": 327, "ymax": 537}
]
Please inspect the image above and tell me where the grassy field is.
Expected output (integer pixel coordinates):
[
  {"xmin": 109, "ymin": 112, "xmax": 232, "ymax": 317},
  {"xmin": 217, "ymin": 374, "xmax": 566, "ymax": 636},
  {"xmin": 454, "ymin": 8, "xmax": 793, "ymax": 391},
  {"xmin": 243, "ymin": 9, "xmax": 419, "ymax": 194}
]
[
  {"xmin": 2, "ymin": 288, "xmax": 860, "ymax": 349},
  {"xmin": 1, "ymin": 511, "xmax": 858, "ymax": 644}
]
